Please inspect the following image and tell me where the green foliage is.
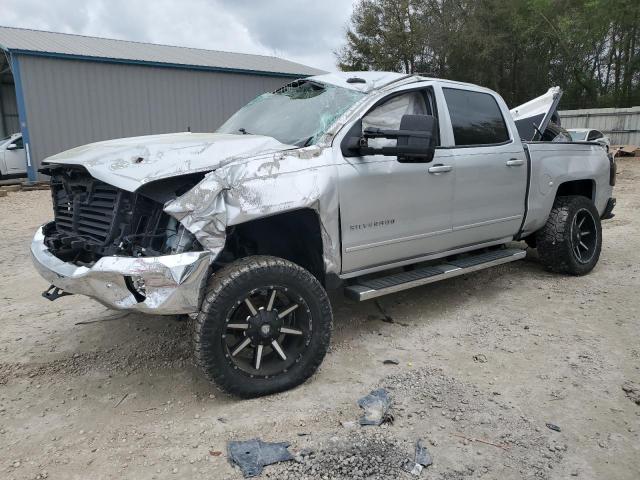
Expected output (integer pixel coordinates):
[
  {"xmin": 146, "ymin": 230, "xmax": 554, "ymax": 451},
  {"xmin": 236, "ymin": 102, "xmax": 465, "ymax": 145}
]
[{"xmin": 336, "ymin": 0, "xmax": 640, "ymax": 108}]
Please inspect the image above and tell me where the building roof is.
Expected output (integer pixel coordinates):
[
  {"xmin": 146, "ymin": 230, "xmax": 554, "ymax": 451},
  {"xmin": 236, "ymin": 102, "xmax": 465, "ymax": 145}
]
[{"xmin": 0, "ymin": 26, "xmax": 324, "ymax": 77}]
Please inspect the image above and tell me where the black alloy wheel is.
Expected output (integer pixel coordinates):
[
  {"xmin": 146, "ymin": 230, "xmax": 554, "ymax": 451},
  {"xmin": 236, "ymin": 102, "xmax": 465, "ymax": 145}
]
[
  {"xmin": 193, "ymin": 256, "xmax": 332, "ymax": 397},
  {"xmin": 536, "ymin": 195, "xmax": 602, "ymax": 275}
]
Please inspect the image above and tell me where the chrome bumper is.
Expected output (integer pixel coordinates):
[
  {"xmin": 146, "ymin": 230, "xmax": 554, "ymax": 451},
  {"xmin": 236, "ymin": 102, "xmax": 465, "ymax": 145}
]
[{"xmin": 30, "ymin": 226, "xmax": 213, "ymax": 314}]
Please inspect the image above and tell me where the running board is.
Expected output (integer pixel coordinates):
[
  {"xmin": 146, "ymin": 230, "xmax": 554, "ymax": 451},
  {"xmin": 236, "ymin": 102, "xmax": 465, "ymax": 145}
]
[{"xmin": 344, "ymin": 248, "xmax": 526, "ymax": 301}]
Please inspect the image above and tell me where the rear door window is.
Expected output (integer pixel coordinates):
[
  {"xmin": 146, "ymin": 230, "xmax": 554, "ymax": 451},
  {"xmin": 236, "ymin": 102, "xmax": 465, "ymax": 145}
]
[{"xmin": 443, "ymin": 88, "xmax": 510, "ymax": 146}]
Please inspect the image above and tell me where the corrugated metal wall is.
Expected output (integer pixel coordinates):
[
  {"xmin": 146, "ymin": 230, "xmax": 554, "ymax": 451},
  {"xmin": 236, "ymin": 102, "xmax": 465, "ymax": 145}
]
[
  {"xmin": 16, "ymin": 55, "xmax": 291, "ymax": 177},
  {"xmin": 0, "ymin": 81, "xmax": 19, "ymax": 137},
  {"xmin": 559, "ymin": 106, "xmax": 640, "ymax": 145}
]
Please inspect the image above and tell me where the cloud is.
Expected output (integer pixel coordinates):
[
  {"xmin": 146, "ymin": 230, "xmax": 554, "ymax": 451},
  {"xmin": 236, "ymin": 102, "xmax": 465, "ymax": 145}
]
[{"xmin": 0, "ymin": 0, "xmax": 356, "ymax": 71}]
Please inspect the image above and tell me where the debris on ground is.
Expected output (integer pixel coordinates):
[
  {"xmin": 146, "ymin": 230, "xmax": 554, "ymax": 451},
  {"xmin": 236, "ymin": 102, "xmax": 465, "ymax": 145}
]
[
  {"xmin": 451, "ymin": 433, "xmax": 509, "ymax": 450},
  {"xmin": 622, "ymin": 381, "xmax": 640, "ymax": 405},
  {"xmin": 227, "ymin": 438, "xmax": 294, "ymax": 477},
  {"xmin": 402, "ymin": 439, "xmax": 433, "ymax": 476},
  {"xmin": 546, "ymin": 423, "xmax": 561, "ymax": 432},
  {"xmin": 402, "ymin": 458, "xmax": 424, "ymax": 476},
  {"xmin": 414, "ymin": 439, "xmax": 432, "ymax": 467},
  {"xmin": 113, "ymin": 392, "xmax": 129, "ymax": 408},
  {"xmin": 473, "ymin": 354, "xmax": 488, "ymax": 363},
  {"xmin": 358, "ymin": 388, "xmax": 392, "ymax": 426},
  {"xmin": 374, "ymin": 300, "xmax": 394, "ymax": 323},
  {"xmin": 382, "ymin": 359, "xmax": 399, "ymax": 365}
]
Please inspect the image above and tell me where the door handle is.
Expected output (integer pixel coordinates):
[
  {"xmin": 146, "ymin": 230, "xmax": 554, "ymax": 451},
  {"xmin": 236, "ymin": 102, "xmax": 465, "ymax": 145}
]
[
  {"xmin": 428, "ymin": 164, "xmax": 453, "ymax": 174},
  {"xmin": 506, "ymin": 159, "xmax": 524, "ymax": 167}
]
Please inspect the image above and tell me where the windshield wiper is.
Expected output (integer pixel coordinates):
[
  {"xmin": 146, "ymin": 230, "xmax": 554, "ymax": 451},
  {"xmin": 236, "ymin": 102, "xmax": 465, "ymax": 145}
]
[{"xmin": 238, "ymin": 128, "xmax": 251, "ymax": 135}]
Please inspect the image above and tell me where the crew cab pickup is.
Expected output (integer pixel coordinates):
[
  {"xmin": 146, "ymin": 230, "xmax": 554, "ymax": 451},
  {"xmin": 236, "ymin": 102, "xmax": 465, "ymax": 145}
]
[{"xmin": 31, "ymin": 72, "xmax": 616, "ymax": 397}]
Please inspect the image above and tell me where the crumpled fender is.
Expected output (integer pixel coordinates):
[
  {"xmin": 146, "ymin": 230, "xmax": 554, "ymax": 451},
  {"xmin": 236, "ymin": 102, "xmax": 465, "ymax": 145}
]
[{"xmin": 163, "ymin": 145, "xmax": 341, "ymax": 274}]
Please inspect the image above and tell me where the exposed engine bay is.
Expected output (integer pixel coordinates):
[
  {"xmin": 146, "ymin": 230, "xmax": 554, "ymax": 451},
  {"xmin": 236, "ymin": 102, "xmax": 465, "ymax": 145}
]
[{"xmin": 40, "ymin": 165, "xmax": 204, "ymax": 266}]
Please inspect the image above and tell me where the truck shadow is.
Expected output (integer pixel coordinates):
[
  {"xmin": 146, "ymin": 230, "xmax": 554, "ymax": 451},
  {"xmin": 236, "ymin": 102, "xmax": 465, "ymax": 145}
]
[
  {"xmin": 330, "ymin": 248, "xmax": 547, "ymax": 343},
  {"xmin": 9, "ymin": 249, "xmax": 549, "ymax": 395}
]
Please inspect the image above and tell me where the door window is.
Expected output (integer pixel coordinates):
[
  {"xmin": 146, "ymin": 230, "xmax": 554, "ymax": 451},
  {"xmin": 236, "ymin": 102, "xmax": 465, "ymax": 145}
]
[
  {"xmin": 362, "ymin": 91, "xmax": 432, "ymax": 148},
  {"xmin": 443, "ymin": 88, "xmax": 510, "ymax": 146},
  {"xmin": 13, "ymin": 136, "xmax": 24, "ymax": 149}
]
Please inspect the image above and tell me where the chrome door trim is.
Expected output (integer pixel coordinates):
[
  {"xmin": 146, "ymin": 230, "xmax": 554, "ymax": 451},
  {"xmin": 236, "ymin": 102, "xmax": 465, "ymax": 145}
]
[
  {"xmin": 345, "ymin": 227, "xmax": 453, "ymax": 253},
  {"xmin": 452, "ymin": 215, "xmax": 522, "ymax": 232}
]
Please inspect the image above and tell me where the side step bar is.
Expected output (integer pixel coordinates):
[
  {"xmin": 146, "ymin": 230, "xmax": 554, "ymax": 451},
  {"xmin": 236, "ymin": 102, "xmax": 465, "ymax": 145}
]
[{"xmin": 344, "ymin": 248, "xmax": 526, "ymax": 301}]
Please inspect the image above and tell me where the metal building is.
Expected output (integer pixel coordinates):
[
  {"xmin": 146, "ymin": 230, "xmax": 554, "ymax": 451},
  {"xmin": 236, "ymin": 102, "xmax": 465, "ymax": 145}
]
[
  {"xmin": 559, "ymin": 106, "xmax": 640, "ymax": 145},
  {"xmin": 0, "ymin": 26, "xmax": 322, "ymax": 180}
]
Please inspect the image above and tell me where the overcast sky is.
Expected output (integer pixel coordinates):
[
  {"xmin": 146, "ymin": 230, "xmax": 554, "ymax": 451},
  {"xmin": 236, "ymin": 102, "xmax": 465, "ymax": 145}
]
[{"xmin": 1, "ymin": 0, "xmax": 357, "ymax": 71}]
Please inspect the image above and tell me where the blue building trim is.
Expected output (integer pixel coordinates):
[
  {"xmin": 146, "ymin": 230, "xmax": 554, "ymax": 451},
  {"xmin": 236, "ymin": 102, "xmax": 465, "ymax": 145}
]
[
  {"xmin": 9, "ymin": 54, "xmax": 37, "ymax": 181},
  {"xmin": 9, "ymin": 49, "xmax": 314, "ymax": 79}
]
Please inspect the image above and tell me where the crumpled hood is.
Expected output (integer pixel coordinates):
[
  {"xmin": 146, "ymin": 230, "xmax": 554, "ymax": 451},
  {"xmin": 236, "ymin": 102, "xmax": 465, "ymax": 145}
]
[{"xmin": 43, "ymin": 132, "xmax": 296, "ymax": 192}]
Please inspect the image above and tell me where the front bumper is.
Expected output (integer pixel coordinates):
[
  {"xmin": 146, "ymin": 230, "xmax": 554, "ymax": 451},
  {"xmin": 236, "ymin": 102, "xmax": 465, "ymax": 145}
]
[{"xmin": 31, "ymin": 225, "xmax": 213, "ymax": 314}]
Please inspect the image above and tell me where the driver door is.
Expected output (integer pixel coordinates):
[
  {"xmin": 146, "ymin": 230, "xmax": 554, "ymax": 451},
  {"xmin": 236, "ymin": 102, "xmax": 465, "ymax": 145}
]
[{"xmin": 337, "ymin": 87, "xmax": 455, "ymax": 274}]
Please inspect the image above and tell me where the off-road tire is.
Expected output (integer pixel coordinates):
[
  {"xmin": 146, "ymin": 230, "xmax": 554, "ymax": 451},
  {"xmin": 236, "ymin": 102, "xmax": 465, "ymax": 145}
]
[
  {"xmin": 193, "ymin": 255, "xmax": 332, "ymax": 397},
  {"xmin": 536, "ymin": 195, "xmax": 602, "ymax": 275}
]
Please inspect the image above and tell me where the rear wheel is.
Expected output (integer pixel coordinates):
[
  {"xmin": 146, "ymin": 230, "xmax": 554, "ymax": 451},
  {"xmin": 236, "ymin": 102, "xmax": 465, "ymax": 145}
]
[
  {"xmin": 193, "ymin": 256, "xmax": 332, "ymax": 397},
  {"xmin": 536, "ymin": 195, "xmax": 602, "ymax": 275}
]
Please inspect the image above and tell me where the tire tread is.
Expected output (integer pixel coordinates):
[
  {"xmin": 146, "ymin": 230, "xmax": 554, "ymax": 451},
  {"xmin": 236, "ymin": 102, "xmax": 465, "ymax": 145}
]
[
  {"xmin": 536, "ymin": 195, "xmax": 602, "ymax": 275},
  {"xmin": 193, "ymin": 256, "xmax": 332, "ymax": 397}
]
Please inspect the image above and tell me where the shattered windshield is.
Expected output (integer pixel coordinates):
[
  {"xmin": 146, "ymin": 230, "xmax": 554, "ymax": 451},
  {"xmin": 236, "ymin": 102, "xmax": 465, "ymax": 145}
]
[{"xmin": 217, "ymin": 81, "xmax": 365, "ymax": 146}]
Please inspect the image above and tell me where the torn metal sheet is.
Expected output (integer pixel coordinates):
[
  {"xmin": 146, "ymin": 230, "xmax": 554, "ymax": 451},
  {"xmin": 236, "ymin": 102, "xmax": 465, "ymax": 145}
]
[
  {"xmin": 31, "ymin": 226, "xmax": 212, "ymax": 314},
  {"xmin": 163, "ymin": 145, "xmax": 342, "ymax": 274},
  {"xmin": 402, "ymin": 459, "xmax": 424, "ymax": 476},
  {"xmin": 227, "ymin": 438, "xmax": 294, "ymax": 478},
  {"xmin": 402, "ymin": 439, "xmax": 433, "ymax": 476},
  {"xmin": 414, "ymin": 439, "xmax": 432, "ymax": 467},
  {"xmin": 357, "ymin": 388, "xmax": 392, "ymax": 426}
]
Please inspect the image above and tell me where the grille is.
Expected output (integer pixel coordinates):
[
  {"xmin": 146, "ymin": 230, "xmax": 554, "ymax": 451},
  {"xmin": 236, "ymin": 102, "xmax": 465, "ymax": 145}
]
[{"xmin": 52, "ymin": 179, "xmax": 122, "ymax": 245}]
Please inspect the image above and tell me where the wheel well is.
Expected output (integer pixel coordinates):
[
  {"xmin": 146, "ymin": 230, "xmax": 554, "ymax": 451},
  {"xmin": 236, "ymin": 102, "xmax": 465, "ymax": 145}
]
[
  {"xmin": 555, "ymin": 179, "xmax": 595, "ymax": 200},
  {"xmin": 220, "ymin": 209, "xmax": 325, "ymax": 283}
]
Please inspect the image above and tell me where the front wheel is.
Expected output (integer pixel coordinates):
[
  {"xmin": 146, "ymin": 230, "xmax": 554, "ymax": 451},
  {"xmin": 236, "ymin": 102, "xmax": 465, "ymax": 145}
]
[
  {"xmin": 536, "ymin": 195, "xmax": 602, "ymax": 275},
  {"xmin": 193, "ymin": 256, "xmax": 332, "ymax": 397}
]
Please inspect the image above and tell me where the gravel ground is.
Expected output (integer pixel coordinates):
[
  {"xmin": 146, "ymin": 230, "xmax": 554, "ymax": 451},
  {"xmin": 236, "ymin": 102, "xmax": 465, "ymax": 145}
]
[{"xmin": 1, "ymin": 159, "xmax": 639, "ymax": 480}]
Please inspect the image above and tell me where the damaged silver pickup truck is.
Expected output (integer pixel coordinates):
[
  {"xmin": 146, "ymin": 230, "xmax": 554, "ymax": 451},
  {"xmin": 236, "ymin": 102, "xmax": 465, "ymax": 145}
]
[{"xmin": 31, "ymin": 72, "xmax": 616, "ymax": 397}]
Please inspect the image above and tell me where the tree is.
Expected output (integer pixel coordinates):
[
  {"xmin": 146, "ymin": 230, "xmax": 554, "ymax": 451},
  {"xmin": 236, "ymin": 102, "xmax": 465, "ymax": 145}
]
[{"xmin": 336, "ymin": 0, "xmax": 640, "ymax": 108}]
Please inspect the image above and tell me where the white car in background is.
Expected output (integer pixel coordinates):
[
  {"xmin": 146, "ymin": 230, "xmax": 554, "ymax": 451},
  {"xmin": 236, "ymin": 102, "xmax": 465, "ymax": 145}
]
[
  {"xmin": 568, "ymin": 128, "xmax": 611, "ymax": 150},
  {"xmin": 0, "ymin": 133, "xmax": 27, "ymax": 179}
]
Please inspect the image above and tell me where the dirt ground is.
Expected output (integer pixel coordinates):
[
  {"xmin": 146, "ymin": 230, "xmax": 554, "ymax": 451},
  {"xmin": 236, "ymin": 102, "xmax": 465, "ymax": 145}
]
[{"xmin": 1, "ymin": 159, "xmax": 639, "ymax": 480}]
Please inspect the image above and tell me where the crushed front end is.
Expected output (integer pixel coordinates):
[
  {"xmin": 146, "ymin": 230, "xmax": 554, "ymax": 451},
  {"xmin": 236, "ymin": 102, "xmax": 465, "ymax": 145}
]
[{"xmin": 31, "ymin": 165, "xmax": 213, "ymax": 314}]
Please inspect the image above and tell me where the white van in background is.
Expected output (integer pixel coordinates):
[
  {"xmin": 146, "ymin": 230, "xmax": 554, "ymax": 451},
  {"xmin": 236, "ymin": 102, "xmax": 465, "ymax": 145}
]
[{"xmin": 0, "ymin": 133, "xmax": 27, "ymax": 179}]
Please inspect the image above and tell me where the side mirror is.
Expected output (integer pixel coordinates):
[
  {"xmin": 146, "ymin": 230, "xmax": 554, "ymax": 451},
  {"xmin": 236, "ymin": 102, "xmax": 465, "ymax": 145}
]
[
  {"xmin": 395, "ymin": 114, "xmax": 437, "ymax": 163},
  {"xmin": 6, "ymin": 143, "xmax": 18, "ymax": 151},
  {"xmin": 341, "ymin": 114, "xmax": 437, "ymax": 162}
]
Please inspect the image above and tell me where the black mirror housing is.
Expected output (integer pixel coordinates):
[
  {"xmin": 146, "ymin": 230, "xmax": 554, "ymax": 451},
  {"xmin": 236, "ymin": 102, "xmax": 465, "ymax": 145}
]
[
  {"xmin": 359, "ymin": 114, "xmax": 437, "ymax": 162},
  {"xmin": 340, "ymin": 114, "xmax": 437, "ymax": 162},
  {"xmin": 396, "ymin": 114, "xmax": 436, "ymax": 162}
]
